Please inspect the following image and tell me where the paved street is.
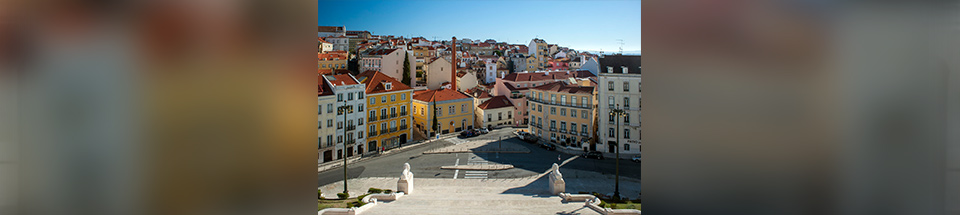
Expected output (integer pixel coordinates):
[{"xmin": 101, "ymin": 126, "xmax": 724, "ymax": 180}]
[{"xmin": 318, "ymin": 128, "xmax": 641, "ymax": 187}]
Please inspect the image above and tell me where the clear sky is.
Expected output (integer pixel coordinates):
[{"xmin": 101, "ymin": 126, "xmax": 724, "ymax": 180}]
[{"xmin": 319, "ymin": 0, "xmax": 641, "ymax": 53}]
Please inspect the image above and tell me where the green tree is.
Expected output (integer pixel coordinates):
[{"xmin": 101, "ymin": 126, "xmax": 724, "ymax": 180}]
[
  {"xmin": 402, "ymin": 53, "xmax": 412, "ymax": 85},
  {"xmin": 432, "ymin": 101, "xmax": 439, "ymax": 137}
]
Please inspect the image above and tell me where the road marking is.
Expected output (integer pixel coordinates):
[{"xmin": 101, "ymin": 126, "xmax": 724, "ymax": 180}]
[{"xmin": 453, "ymin": 158, "xmax": 460, "ymax": 179}]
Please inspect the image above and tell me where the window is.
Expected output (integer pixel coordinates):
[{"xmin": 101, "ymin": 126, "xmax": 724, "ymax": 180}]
[
  {"xmin": 358, "ymin": 132, "xmax": 363, "ymax": 139},
  {"xmin": 462, "ymin": 104, "xmax": 467, "ymax": 113},
  {"xmin": 327, "ymin": 135, "xmax": 333, "ymax": 146},
  {"xmin": 622, "ymin": 66, "xmax": 628, "ymax": 74},
  {"xmin": 582, "ymin": 125, "xmax": 588, "ymax": 133},
  {"xmin": 561, "ymin": 95, "xmax": 567, "ymax": 105},
  {"xmin": 327, "ymin": 119, "xmax": 333, "ymax": 127},
  {"xmin": 370, "ymin": 97, "xmax": 376, "ymax": 105},
  {"xmin": 449, "ymin": 105, "xmax": 455, "ymax": 114},
  {"xmin": 391, "ymin": 94, "xmax": 396, "ymax": 102},
  {"xmin": 370, "ymin": 125, "xmax": 376, "ymax": 133},
  {"xmin": 348, "ymin": 93, "xmax": 354, "ymax": 100},
  {"xmin": 401, "ymin": 93, "xmax": 406, "ymax": 100},
  {"xmin": 550, "ymin": 120, "xmax": 557, "ymax": 129},
  {"xmin": 624, "ymin": 97, "xmax": 630, "ymax": 108},
  {"xmin": 487, "ymin": 114, "xmax": 492, "ymax": 122},
  {"xmin": 560, "ymin": 108, "xmax": 566, "ymax": 116},
  {"xmin": 608, "ymin": 96, "xmax": 615, "ymax": 108},
  {"xmin": 400, "ymin": 119, "xmax": 406, "ymax": 128},
  {"xmin": 391, "ymin": 107, "xmax": 397, "ymax": 116},
  {"xmin": 385, "ymin": 83, "xmax": 393, "ymax": 90},
  {"xmin": 571, "ymin": 123, "xmax": 577, "ymax": 131},
  {"xmin": 438, "ymin": 107, "xmax": 442, "ymax": 116},
  {"xmin": 401, "ymin": 105, "xmax": 407, "ymax": 114},
  {"xmin": 624, "ymin": 129, "xmax": 631, "ymax": 139},
  {"xmin": 337, "ymin": 135, "xmax": 343, "ymax": 143},
  {"xmin": 571, "ymin": 109, "xmax": 577, "ymax": 118},
  {"xmin": 551, "ymin": 94, "xmax": 556, "ymax": 103},
  {"xmin": 369, "ymin": 110, "xmax": 376, "ymax": 118},
  {"xmin": 538, "ymin": 92, "xmax": 543, "ymax": 101},
  {"xmin": 382, "ymin": 96, "xmax": 386, "ymax": 103},
  {"xmin": 624, "ymin": 113, "xmax": 630, "ymax": 123},
  {"xmin": 508, "ymin": 111, "xmax": 512, "ymax": 119},
  {"xmin": 381, "ymin": 109, "xmax": 387, "ymax": 118},
  {"xmin": 421, "ymin": 108, "xmax": 425, "ymax": 115},
  {"xmin": 551, "ymin": 107, "xmax": 556, "ymax": 115},
  {"xmin": 572, "ymin": 96, "xmax": 577, "ymax": 106},
  {"xmin": 359, "ymin": 92, "xmax": 364, "ymax": 99},
  {"xmin": 498, "ymin": 112, "xmax": 502, "ymax": 120},
  {"xmin": 538, "ymin": 105, "xmax": 542, "ymax": 112},
  {"xmin": 624, "ymin": 143, "xmax": 630, "ymax": 151},
  {"xmin": 609, "ymin": 128, "xmax": 615, "ymax": 137},
  {"xmin": 338, "ymin": 93, "xmax": 343, "ymax": 101},
  {"xmin": 560, "ymin": 122, "xmax": 566, "ymax": 131},
  {"xmin": 623, "ymin": 81, "xmax": 629, "ymax": 92},
  {"xmin": 328, "ymin": 104, "xmax": 333, "ymax": 113},
  {"xmin": 582, "ymin": 110, "xmax": 588, "ymax": 119},
  {"xmin": 609, "ymin": 114, "xmax": 614, "ymax": 122},
  {"xmin": 607, "ymin": 66, "xmax": 614, "ymax": 73},
  {"xmin": 608, "ymin": 81, "xmax": 614, "ymax": 91},
  {"xmin": 581, "ymin": 97, "xmax": 588, "ymax": 107}
]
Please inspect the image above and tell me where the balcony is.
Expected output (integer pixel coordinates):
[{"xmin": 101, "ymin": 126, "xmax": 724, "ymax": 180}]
[
  {"xmin": 380, "ymin": 129, "xmax": 388, "ymax": 134},
  {"xmin": 581, "ymin": 132, "xmax": 589, "ymax": 137},
  {"xmin": 570, "ymin": 130, "xmax": 578, "ymax": 135},
  {"xmin": 368, "ymin": 131, "xmax": 377, "ymax": 137},
  {"xmin": 391, "ymin": 113, "xmax": 397, "ymax": 118},
  {"xmin": 347, "ymin": 139, "xmax": 356, "ymax": 145},
  {"xmin": 346, "ymin": 125, "xmax": 356, "ymax": 131},
  {"xmin": 390, "ymin": 127, "xmax": 398, "ymax": 132},
  {"xmin": 400, "ymin": 111, "xmax": 408, "ymax": 116},
  {"xmin": 380, "ymin": 115, "xmax": 388, "ymax": 120},
  {"xmin": 368, "ymin": 116, "xmax": 377, "ymax": 122},
  {"xmin": 559, "ymin": 129, "xmax": 567, "ymax": 133},
  {"xmin": 399, "ymin": 125, "xmax": 407, "ymax": 130},
  {"xmin": 549, "ymin": 127, "xmax": 557, "ymax": 132}
]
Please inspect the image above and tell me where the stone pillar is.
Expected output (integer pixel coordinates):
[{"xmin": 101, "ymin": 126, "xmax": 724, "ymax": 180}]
[
  {"xmin": 549, "ymin": 163, "xmax": 565, "ymax": 195},
  {"xmin": 397, "ymin": 163, "xmax": 414, "ymax": 194}
]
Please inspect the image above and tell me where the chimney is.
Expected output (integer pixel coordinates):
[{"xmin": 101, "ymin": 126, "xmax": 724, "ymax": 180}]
[{"xmin": 451, "ymin": 36, "xmax": 458, "ymax": 90}]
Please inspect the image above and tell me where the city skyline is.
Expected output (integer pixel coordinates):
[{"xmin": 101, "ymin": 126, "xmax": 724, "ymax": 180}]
[{"xmin": 318, "ymin": 0, "xmax": 641, "ymax": 53}]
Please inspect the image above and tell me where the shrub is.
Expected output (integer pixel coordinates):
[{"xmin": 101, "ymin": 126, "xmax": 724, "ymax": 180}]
[
  {"xmin": 357, "ymin": 194, "xmax": 370, "ymax": 202},
  {"xmin": 384, "ymin": 189, "xmax": 393, "ymax": 194},
  {"xmin": 367, "ymin": 188, "xmax": 383, "ymax": 194},
  {"xmin": 336, "ymin": 193, "xmax": 349, "ymax": 200},
  {"xmin": 348, "ymin": 201, "xmax": 365, "ymax": 208},
  {"xmin": 608, "ymin": 203, "xmax": 618, "ymax": 208},
  {"xmin": 317, "ymin": 190, "xmax": 323, "ymax": 199},
  {"xmin": 598, "ymin": 200, "xmax": 607, "ymax": 208}
]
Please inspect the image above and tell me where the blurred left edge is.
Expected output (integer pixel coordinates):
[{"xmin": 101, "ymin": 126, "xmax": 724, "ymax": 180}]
[{"xmin": 6, "ymin": 1, "xmax": 318, "ymax": 215}]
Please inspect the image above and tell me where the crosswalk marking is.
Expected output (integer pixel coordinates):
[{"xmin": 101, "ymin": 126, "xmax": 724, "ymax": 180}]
[{"xmin": 463, "ymin": 155, "xmax": 490, "ymax": 179}]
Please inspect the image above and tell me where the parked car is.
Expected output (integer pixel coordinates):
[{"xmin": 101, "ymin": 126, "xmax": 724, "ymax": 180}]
[
  {"xmin": 539, "ymin": 143, "xmax": 557, "ymax": 151},
  {"xmin": 581, "ymin": 151, "xmax": 604, "ymax": 160},
  {"xmin": 459, "ymin": 130, "xmax": 478, "ymax": 138},
  {"xmin": 631, "ymin": 153, "xmax": 641, "ymax": 163},
  {"xmin": 478, "ymin": 128, "xmax": 489, "ymax": 134}
]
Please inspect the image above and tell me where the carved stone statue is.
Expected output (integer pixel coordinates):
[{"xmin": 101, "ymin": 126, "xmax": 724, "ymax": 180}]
[
  {"xmin": 397, "ymin": 163, "xmax": 414, "ymax": 194},
  {"xmin": 549, "ymin": 163, "xmax": 565, "ymax": 195}
]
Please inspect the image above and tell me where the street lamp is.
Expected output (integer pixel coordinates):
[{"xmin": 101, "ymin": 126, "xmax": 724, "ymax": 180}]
[
  {"xmin": 338, "ymin": 101, "xmax": 352, "ymax": 195},
  {"xmin": 609, "ymin": 104, "xmax": 626, "ymax": 200}
]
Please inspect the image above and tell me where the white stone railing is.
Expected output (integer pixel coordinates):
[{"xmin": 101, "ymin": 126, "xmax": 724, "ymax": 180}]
[
  {"xmin": 558, "ymin": 193, "xmax": 595, "ymax": 202},
  {"xmin": 585, "ymin": 197, "xmax": 642, "ymax": 215}
]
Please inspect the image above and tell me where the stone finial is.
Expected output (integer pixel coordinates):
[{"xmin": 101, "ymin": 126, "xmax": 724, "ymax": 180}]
[
  {"xmin": 549, "ymin": 163, "xmax": 565, "ymax": 195},
  {"xmin": 398, "ymin": 163, "xmax": 414, "ymax": 194}
]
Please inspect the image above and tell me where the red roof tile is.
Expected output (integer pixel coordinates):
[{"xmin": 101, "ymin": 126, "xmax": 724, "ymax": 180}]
[
  {"xmin": 324, "ymin": 74, "xmax": 360, "ymax": 86},
  {"xmin": 356, "ymin": 70, "xmax": 413, "ymax": 94},
  {"xmin": 530, "ymin": 81, "xmax": 594, "ymax": 94},
  {"xmin": 413, "ymin": 88, "xmax": 471, "ymax": 102},
  {"xmin": 318, "ymin": 76, "xmax": 334, "ymax": 96},
  {"xmin": 478, "ymin": 96, "xmax": 514, "ymax": 110}
]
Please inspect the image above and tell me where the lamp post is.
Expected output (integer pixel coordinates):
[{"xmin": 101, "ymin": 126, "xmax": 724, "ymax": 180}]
[
  {"xmin": 338, "ymin": 101, "xmax": 351, "ymax": 195},
  {"xmin": 609, "ymin": 104, "xmax": 626, "ymax": 200}
]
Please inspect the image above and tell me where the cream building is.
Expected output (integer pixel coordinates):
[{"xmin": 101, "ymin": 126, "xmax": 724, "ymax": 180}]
[{"xmin": 476, "ymin": 95, "xmax": 517, "ymax": 128}]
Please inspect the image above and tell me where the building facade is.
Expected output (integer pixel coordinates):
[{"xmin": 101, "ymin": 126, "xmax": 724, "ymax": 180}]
[
  {"xmin": 357, "ymin": 70, "xmax": 414, "ymax": 152},
  {"xmin": 528, "ymin": 82, "xmax": 596, "ymax": 151},
  {"xmin": 597, "ymin": 54, "xmax": 641, "ymax": 155},
  {"xmin": 323, "ymin": 74, "xmax": 369, "ymax": 158},
  {"xmin": 318, "ymin": 77, "xmax": 338, "ymax": 163},
  {"xmin": 424, "ymin": 57, "xmax": 451, "ymax": 90},
  {"xmin": 361, "ymin": 48, "xmax": 415, "ymax": 83},
  {"xmin": 412, "ymin": 88, "xmax": 475, "ymax": 137},
  {"xmin": 476, "ymin": 95, "xmax": 516, "ymax": 128}
]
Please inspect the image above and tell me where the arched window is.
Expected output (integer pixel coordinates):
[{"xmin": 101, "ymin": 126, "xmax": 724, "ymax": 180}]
[{"xmin": 624, "ymin": 144, "xmax": 630, "ymax": 151}]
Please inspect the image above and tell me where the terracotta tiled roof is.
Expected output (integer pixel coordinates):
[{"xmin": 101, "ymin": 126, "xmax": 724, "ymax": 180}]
[
  {"xmin": 465, "ymin": 88, "xmax": 492, "ymax": 99},
  {"xmin": 367, "ymin": 48, "xmax": 399, "ymax": 56},
  {"xmin": 501, "ymin": 71, "xmax": 594, "ymax": 82},
  {"xmin": 356, "ymin": 70, "xmax": 412, "ymax": 94},
  {"xmin": 317, "ymin": 53, "xmax": 346, "ymax": 61},
  {"xmin": 478, "ymin": 95, "xmax": 514, "ymax": 110},
  {"xmin": 412, "ymin": 88, "xmax": 471, "ymax": 102},
  {"xmin": 531, "ymin": 81, "xmax": 594, "ymax": 94},
  {"xmin": 318, "ymin": 76, "xmax": 334, "ymax": 96},
  {"xmin": 318, "ymin": 37, "xmax": 329, "ymax": 43},
  {"xmin": 317, "ymin": 26, "xmax": 343, "ymax": 32},
  {"xmin": 324, "ymin": 74, "xmax": 360, "ymax": 86}
]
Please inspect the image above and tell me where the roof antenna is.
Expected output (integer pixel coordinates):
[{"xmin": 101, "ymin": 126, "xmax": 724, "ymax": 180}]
[{"xmin": 616, "ymin": 39, "xmax": 624, "ymax": 55}]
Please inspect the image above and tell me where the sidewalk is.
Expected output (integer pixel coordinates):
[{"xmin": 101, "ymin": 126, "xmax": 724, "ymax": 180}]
[
  {"xmin": 317, "ymin": 133, "xmax": 461, "ymax": 173},
  {"xmin": 538, "ymin": 139, "xmax": 639, "ymax": 160},
  {"xmin": 422, "ymin": 138, "xmax": 530, "ymax": 154}
]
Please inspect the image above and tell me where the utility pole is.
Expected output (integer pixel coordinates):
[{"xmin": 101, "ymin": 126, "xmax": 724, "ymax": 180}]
[{"xmin": 610, "ymin": 104, "xmax": 626, "ymax": 200}]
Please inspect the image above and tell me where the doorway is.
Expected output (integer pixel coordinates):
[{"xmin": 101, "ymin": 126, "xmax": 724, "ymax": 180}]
[
  {"xmin": 323, "ymin": 150, "xmax": 333, "ymax": 162},
  {"xmin": 608, "ymin": 141, "xmax": 616, "ymax": 153}
]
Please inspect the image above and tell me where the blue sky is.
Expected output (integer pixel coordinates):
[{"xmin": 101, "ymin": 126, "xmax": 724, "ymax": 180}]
[{"xmin": 319, "ymin": 0, "xmax": 641, "ymax": 53}]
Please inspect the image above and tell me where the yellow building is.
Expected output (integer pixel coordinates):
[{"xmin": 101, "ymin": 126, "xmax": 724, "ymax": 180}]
[
  {"xmin": 412, "ymin": 88, "xmax": 475, "ymax": 137},
  {"xmin": 318, "ymin": 52, "xmax": 348, "ymax": 70},
  {"xmin": 357, "ymin": 70, "xmax": 414, "ymax": 151},
  {"xmin": 528, "ymin": 81, "xmax": 597, "ymax": 151}
]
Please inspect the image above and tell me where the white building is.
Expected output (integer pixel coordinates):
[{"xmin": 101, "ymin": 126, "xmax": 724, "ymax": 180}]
[
  {"xmin": 580, "ymin": 56, "xmax": 600, "ymax": 75},
  {"xmin": 322, "ymin": 74, "xmax": 370, "ymax": 157},
  {"xmin": 596, "ymin": 54, "xmax": 641, "ymax": 156},
  {"xmin": 360, "ymin": 48, "xmax": 415, "ymax": 82},
  {"xmin": 326, "ymin": 35, "xmax": 350, "ymax": 51},
  {"xmin": 318, "ymin": 77, "xmax": 339, "ymax": 163},
  {"xmin": 476, "ymin": 95, "xmax": 517, "ymax": 128},
  {"xmin": 485, "ymin": 61, "xmax": 496, "ymax": 84}
]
